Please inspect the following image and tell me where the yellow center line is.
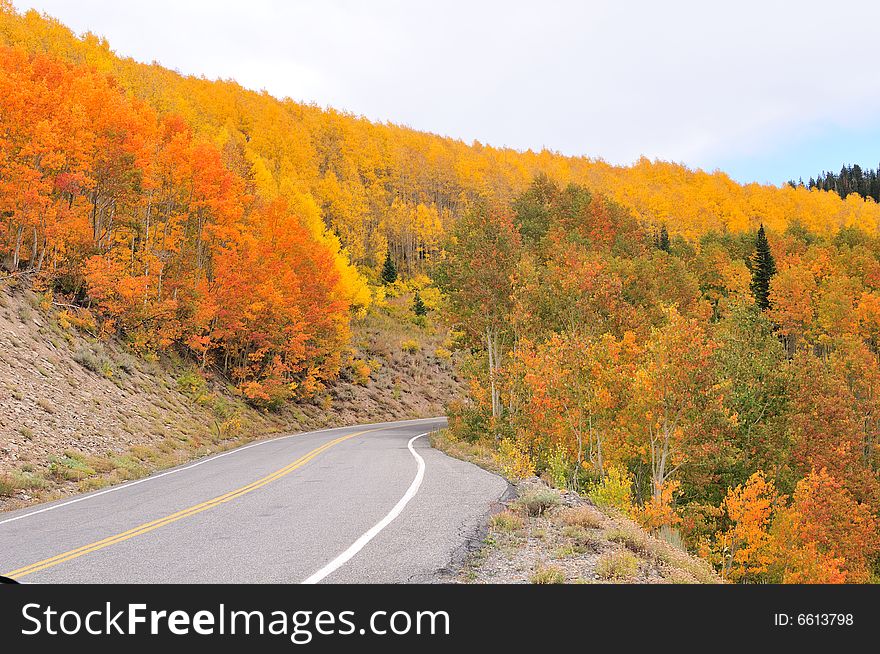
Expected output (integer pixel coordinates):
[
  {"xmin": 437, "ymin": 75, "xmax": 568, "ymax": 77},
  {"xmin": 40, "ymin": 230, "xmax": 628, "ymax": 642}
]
[{"xmin": 5, "ymin": 427, "xmax": 379, "ymax": 580}]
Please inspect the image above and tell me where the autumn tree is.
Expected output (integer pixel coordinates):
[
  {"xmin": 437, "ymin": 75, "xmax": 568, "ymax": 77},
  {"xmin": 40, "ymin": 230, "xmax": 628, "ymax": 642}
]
[
  {"xmin": 511, "ymin": 332, "xmax": 638, "ymax": 481},
  {"xmin": 713, "ymin": 472, "xmax": 780, "ymax": 582},
  {"xmin": 771, "ymin": 469, "xmax": 878, "ymax": 583},
  {"xmin": 437, "ymin": 204, "xmax": 521, "ymax": 422},
  {"xmin": 627, "ymin": 309, "xmax": 723, "ymax": 507}
]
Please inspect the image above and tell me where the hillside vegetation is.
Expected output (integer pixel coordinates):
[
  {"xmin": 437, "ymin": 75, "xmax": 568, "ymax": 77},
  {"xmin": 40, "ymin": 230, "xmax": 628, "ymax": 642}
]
[
  {"xmin": 438, "ymin": 178, "xmax": 880, "ymax": 584},
  {"xmin": 3, "ymin": 3, "xmax": 880, "ymax": 404},
  {"xmin": 1, "ymin": 5, "xmax": 879, "ymax": 583}
]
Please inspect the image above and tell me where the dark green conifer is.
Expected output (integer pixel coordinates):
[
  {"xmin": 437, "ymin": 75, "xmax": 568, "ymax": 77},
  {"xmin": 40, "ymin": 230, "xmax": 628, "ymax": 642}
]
[
  {"xmin": 656, "ymin": 224, "xmax": 670, "ymax": 252},
  {"xmin": 750, "ymin": 224, "xmax": 777, "ymax": 310},
  {"xmin": 412, "ymin": 291, "xmax": 428, "ymax": 317},
  {"xmin": 381, "ymin": 252, "xmax": 398, "ymax": 285}
]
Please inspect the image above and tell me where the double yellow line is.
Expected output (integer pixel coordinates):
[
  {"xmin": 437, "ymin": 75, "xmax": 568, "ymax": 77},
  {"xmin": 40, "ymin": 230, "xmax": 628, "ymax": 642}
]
[{"xmin": 5, "ymin": 427, "xmax": 377, "ymax": 580}]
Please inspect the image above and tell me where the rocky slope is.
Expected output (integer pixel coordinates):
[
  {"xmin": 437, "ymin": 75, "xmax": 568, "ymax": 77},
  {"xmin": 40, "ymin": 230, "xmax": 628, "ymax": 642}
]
[
  {"xmin": 0, "ymin": 279, "xmax": 461, "ymax": 512},
  {"xmin": 430, "ymin": 433, "xmax": 721, "ymax": 584}
]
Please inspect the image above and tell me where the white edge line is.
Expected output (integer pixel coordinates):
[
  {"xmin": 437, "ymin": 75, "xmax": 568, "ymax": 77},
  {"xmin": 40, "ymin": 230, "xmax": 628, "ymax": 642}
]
[
  {"xmin": 0, "ymin": 418, "xmax": 443, "ymax": 528},
  {"xmin": 301, "ymin": 433, "xmax": 427, "ymax": 584}
]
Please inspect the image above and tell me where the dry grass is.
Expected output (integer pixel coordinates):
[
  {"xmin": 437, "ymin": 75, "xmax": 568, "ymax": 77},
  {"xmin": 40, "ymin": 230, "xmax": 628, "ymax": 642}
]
[
  {"xmin": 429, "ymin": 430, "xmax": 502, "ymax": 475},
  {"xmin": 605, "ymin": 524, "xmax": 649, "ymax": 554},
  {"xmin": 596, "ymin": 551, "xmax": 640, "ymax": 581},
  {"xmin": 490, "ymin": 510, "xmax": 524, "ymax": 533},
  {"xmin": 514, "ymin": 486, "xmax": 561, "ymax": 516},
  {"xmin": 449, "ymin": 478, "xmax": 723, "ymax": 585},
  {"xmin": 558, "ymin": 505, "xmax": 605, "ymax": 529},
  {"xmin": 531, "ymin": 564, "xmax": 566, "ymax": 584}
]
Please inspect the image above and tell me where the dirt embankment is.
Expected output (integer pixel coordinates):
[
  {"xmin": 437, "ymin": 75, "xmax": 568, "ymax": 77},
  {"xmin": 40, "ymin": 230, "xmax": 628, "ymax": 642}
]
[{"xmin": 0, "ymin": 281, "xmax": 462, "ymax": 512}]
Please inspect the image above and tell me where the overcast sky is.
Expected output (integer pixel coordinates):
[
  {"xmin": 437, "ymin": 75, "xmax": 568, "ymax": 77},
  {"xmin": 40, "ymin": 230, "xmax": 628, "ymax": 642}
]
[{"xmin": 11, "ymin": 0, "xmax": 880, "ymax": 185}]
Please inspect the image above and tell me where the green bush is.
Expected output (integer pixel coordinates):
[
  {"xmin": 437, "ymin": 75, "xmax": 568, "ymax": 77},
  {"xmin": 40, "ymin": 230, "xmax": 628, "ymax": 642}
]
[
  {"xmin": 177, "ymin": 368, "xmax": 207, "ymax": 399},
  {"xmin": 48, "ymin": 451, "xmax": 97, "ymax": 481}
]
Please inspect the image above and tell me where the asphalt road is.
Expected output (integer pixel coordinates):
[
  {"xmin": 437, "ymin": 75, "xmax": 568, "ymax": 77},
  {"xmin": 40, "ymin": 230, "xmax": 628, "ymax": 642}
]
[{"xmin": 0, "ymin": 418, "xmax": 508, "ymax": 583}]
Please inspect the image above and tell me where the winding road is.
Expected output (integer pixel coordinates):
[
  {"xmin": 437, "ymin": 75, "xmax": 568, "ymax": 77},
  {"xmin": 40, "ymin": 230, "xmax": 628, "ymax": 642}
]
[{"xmin": 0, "ymin": 418, "xmax": 508, "ymax": 583}]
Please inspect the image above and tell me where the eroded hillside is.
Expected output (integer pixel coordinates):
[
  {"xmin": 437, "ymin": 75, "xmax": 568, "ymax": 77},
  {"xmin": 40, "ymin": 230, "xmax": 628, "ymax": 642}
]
[{"xmin": 0, "ymin": 280, "xmax": 461, "ymax": 511}]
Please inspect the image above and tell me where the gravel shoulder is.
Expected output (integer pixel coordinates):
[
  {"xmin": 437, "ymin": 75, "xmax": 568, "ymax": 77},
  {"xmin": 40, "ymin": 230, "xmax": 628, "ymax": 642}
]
[{"xmin": 430, "ymin": 430, "xmax": 721, "ymax": 585}]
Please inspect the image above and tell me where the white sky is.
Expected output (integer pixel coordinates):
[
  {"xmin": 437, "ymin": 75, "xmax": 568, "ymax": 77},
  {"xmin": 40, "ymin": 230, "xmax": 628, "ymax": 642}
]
[{"xmin": 11, "ymin": 0, "xmax": 880, "ymax": 184}]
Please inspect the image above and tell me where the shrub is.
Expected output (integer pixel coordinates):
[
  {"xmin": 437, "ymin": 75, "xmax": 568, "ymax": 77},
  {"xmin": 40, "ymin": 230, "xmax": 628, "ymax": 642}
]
[
  {"xmin": 657, "ymin": 525, "xmax": 686, "ymax": 551},
  {"xmin": 10, "ymin": 470, "xmax": 48, "ymax": 490},
  {"xmin": 588, "ymin": 465, "xmax": 634, "ymax": 515},
  {"xmin": 116, "ymin": 352, "xmax": 138, "ymax": 374},
  {"xmin": 73, "ymin": 344, "xmax": 116, "ymax": 378},
  {"xmin": 351, "ymin": 360, "xmax": 372, "ymax": 385},
  {"xmin": 559, "ymin": 506, "xmax": 604, "ymax": 529},
  {"xmin": 434, "ymin": 347, "xmax": 452, "ymax": 362},
  {"xmin": 48, "ymin": 451, "xmax": 96, "ymax": 481},
  {"xmin": 531, "ymin": 564, "xmax": 565, "ymax": 584},
  {"xmin": 0, "ymin": 469, "xmax": 48, "ymax": 495},
  {"xmin": 554, "ymin": 544, "xmax": 578, "ymax": 559},
  {"xmin": 37, "ymin": 398, "xmax": 55, "ymax": 415},
  {"xmin": 544, "ymin": 445, "xmax": 572, "ymax": 490},
  {"xmin": 561, "ymin": 525, "xmax": 599, "ymax": 551},
  {"xmin": 401, "ymin": 339, "xmax": 420, "ymax": 354},
  {"xmin": 637, "ymin": 480, "xmax": 682, "ymax": 532},
  {"xmin": 0, "ymin": 476, "xmax": 14, "ymax": 496},
  {"xmin": 516, "ymin": 486, "xmax": 560, "ymax": 516},
  {"xmin": 496, "ymin": 438, "xmax": 534, "ymax": 479},
  {"xmin": 78, "ymin": 477, "xmax": 111, "ymax": 492},
  {"xmin": 57, "ymin": 308, "xmax": 97, "ymax": 333},
  {"xmin": 111, "ymin": 455, "xmax": 149, "ymax": 480},
  {"xmin": 662, "ymin": 569, "xmax": 698, "ymax": 584},
  {"xmin": 605, "ymin": 524, "xmax": 649, "ymax": 553},
  {"xmin": 177, "ymin": 368, "xmax": 208, "ymax": 398},
  {"xmin": 490, "ymin": 510, "xmax": 524, "ymax": 533},
  {"xmin": 596, "ymin": 551, "xmax": 640, "ymax": 581},
  {"xmin": 129, "ymin": 445, "xmax": 156, "ymax": 461}
]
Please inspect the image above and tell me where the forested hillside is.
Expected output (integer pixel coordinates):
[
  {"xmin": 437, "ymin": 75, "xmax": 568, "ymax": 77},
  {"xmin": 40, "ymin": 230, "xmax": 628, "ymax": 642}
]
[
  {"xmin": 1, "ymin": 4, "xmax": 879, "ymax": 583},
  {"xmin": 5, "ymin": 3, "xmax": 880, "ymax": 404},
  {"xmin": 439, "ymin": 177, "xmax": 880, "ymax": 583}
]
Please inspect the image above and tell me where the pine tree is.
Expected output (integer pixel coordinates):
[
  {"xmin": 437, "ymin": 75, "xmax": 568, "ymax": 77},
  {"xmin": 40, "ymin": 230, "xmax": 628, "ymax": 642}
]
[
  {"xmin": 656, "ymin": 224, "xmax": 670, "ymax": 252},
  {"xmin": 412, "ymin": 291, "xmax": 428, "ymax": 316},
  {"xmin": 381, "ymin": 252, "xmax": 398, "ymax": 285},
  {"xmin": 750, "ymin": 224, "xmax": 777, "ymax": 310}
]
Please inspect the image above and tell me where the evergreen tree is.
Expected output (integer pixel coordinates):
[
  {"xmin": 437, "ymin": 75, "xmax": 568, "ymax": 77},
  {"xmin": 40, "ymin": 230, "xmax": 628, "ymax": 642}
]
[
  {"xmin": 656, "ymin": 224, "xmax": 670, "ymax": 252},
  {"xmin": 381, "ymin": 252, "xmax": 398, "ymax": 285},
  {"xmin": 750, "ymin": 224, "xmax": 777, "ymax": 310},
  {"xmin": 412, "ymin": 291, "xmax": 428, "ymax": 316},
  {"xmin": 803, "ymin": 163, "xmax": 880, "ymax": 202}
]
